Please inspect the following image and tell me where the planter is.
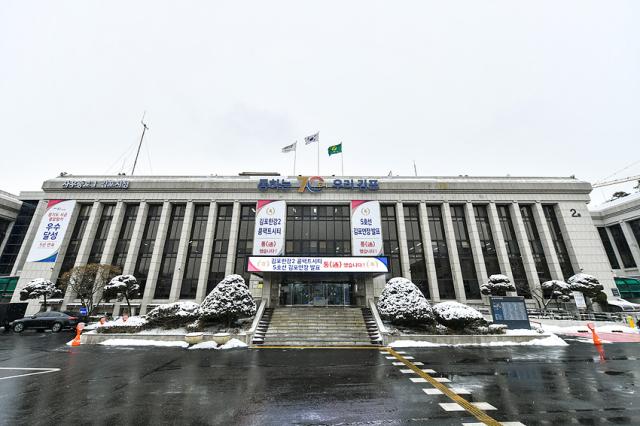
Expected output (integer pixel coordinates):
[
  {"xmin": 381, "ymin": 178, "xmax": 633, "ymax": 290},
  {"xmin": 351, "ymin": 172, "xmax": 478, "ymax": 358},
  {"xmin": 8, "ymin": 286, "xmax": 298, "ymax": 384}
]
[
  {"xmin": 185, "ymin": 332, "xmax": 204, "ymax": 345},
  {"xmin": 212, "ymin": 332, "xmax": 231, "ymax": 345}
]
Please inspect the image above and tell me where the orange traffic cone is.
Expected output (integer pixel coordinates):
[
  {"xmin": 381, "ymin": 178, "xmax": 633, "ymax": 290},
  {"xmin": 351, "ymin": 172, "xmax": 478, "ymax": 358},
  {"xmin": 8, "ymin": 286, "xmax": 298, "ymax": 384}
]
[
  {"xmin": 586, "ymin": 322, "xmax": 602, "ymax": 346},
  {"xmin": 71, "ymin": 322, "xmax": 85, "ymax": 347}
]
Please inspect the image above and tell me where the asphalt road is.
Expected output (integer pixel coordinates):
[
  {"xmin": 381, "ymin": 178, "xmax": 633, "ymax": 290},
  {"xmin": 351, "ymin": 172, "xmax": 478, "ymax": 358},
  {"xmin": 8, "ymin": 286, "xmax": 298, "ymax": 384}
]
[{"xmin": 0, "ymin": 330, "xmax": 639, "ymax": 425}]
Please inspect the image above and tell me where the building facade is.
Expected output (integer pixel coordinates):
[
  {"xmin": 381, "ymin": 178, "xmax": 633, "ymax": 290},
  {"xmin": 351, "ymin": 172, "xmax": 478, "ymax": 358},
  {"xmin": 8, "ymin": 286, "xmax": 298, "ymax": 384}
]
[
  {"xmin": 590, "ymin": 192, "xmax": 640, "ymax": 279},
  {"xmin": 9, "ymin": 175, "xmax": 617, "ymax": 314}
]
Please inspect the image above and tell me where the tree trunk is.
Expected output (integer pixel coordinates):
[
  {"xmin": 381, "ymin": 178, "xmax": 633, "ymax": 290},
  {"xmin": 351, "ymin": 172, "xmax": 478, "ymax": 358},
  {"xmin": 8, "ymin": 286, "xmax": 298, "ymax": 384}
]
[
  {"xmin": 125, "ymin": 295, "xmax": 131, "ymax": 316},
  {"xmin": 43, "ymin": 294, "xmax": 47, "ymax": 311}
]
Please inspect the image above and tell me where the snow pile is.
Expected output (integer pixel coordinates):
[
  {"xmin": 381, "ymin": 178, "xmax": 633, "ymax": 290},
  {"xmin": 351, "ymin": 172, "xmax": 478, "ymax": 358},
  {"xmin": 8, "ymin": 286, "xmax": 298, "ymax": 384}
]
[
  {"xmin": 480, "ymin": 274, "xmax": 515, "ymax": 296},
  {"xmin": 540, "ymin": 323, "xmax": 640, "ymax": 335},
  {"xmin": 377, "ymin": 277, "xmax": 433, "ymax": 325},
  {"xmin": 99, "ymin": 339, "xmax": 189, "ymax": 348},
  {"xmin": 145, "ymin": 301, "xmax": 200, "ymax": 329},
  {"xmin": 432, "ymin": 301, "xmax": 485, "ymax": 331},
  {"xmin": 389, "ymin": 334, "xmax": 568, "ymax": 347},
  {"xmin": 96, "ymin": 316, "xmax": 147, "ymax": 333},
  {"xmin": 188, "ymin": 338, "xmax": 248, "ymax": 350},
  {"xmin": 199, "ymin": 275, "xmax": 256, "ymax": 324}
]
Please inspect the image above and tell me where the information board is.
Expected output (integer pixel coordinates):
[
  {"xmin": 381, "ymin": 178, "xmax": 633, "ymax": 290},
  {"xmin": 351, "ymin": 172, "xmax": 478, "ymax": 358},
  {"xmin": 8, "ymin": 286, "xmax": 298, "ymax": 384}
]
[
  {"xmin": 350, "ymin": 200, "xmax": 383, "ymax": 256},
  {"xmin": 247, "ymin": 256, "xmax": 389, "ymax": 273},
  {"xmin": 252, "ymin": 200, "xmax": 286, "ymax": 256},
  {"xmin": 489, "ymin": 296, "xmax": 531, "ymax": 329}
]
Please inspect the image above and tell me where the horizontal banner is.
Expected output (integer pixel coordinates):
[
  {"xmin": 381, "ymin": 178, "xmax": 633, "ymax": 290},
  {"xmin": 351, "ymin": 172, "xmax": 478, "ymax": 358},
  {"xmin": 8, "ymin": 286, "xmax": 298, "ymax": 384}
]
[{"xmin": 247, "ymin": 256, "xmax": 389, "ymax": 273}]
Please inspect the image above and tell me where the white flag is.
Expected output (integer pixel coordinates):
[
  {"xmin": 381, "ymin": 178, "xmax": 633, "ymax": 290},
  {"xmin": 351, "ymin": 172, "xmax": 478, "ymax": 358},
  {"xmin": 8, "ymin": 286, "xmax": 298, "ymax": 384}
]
[
  {"xmin": 304, "ymin": 132, "xmax": 319, "ymax": 145},
  {"xmin": 282, "ymin": 142, "xmax": 296, "ymax": 153}
]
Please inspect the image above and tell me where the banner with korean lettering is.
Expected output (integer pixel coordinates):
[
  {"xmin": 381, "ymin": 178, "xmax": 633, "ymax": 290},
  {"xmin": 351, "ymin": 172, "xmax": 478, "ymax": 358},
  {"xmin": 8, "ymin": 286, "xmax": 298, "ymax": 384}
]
[
  {"xmin": 26, "ymin": 200, "xmax": 76, "ymax": 263},
  {"xmin": 253, "ymin": 200, "xmax": 286, "ymax": 256},
  {"xmin": 247, "ymin": 256, "xmax": 388, "ymax": 273},
  {"xmin": 351, "ymin": 200, "xmax": 383, "ymax": 256}
]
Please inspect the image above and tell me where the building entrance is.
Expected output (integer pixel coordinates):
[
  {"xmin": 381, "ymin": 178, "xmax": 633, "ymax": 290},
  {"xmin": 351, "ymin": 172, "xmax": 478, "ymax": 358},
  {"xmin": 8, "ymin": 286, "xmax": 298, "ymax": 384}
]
[{"xmin": 279, "ymin": 281, "xmax": 353, "ymax": 306}]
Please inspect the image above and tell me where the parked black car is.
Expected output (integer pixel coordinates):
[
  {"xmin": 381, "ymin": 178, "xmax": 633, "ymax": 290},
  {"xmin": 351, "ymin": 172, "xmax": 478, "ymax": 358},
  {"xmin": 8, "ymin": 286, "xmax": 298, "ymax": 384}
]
[
  {"xmin": 11, "ymin": 311, "xmax": 80, "ymax": 333},
  {"xmin": 0, "ymin": 303, "xmax": 28, "ymax": 331}
]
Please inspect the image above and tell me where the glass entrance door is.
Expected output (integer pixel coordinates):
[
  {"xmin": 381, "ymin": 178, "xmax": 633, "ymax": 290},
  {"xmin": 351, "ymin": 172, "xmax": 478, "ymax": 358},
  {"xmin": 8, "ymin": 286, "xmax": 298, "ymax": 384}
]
[{"xmin": 280, "ymin": 281, "xmax": 353, "ymax": 306}]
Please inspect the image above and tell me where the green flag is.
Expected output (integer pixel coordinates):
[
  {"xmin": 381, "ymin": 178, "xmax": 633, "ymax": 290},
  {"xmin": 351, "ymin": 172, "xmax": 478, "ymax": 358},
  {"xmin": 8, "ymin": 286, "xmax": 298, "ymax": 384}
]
[{"xmin": 328, "ymin": 143, "xmax": 342, "ymax": 156}]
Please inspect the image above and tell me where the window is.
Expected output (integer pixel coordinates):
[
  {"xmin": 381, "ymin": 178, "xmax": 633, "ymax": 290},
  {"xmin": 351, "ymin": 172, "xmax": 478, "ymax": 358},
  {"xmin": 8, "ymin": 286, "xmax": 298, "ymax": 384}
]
[
  {"xmin": 497, "ymin": 205, "xmax": 530, "ymax": 298},
  {"xmin": 134, "ymin": 204, "xmax": 163, "ymax": 295},
  {"xmin": 234, "ymin": 205, "xmax": 256, "ymax": 283},
  {"xmin": 180, "ymin": 204, "xmax": 210, "ymax": 299},
  {"xmin": 59, "ymin": 204, "xmax": 93, "ymax": 276},
  {"xmin": 427, "ymin": 205, "xmax": 455, "ymax": 299},
  {"xmin": 519, "ymin": 205, "xmax": 551, "ymax": 284},
  {"xmin": 285, "ymin": 205, "xmax": 351, "ymax": 256},
  {"xmin": 473, "ymin": 205, "xmax": 501, "ymax": 276},
  {"xmin": 155, "ymin": 204, "xmax": 186, "ymax": 299},
  {"xmin": 597, "ymin": 227, "xmax": 620, "ymax": 270},
  {"xmin": 451, "ymin": 205, "xmax": 480, "ymax": 299},
  {"xmin": 629, "ymin": 219, "xmax": 640, "ymax": 248},
  {"xmin": 0, "ymin": 200, "xmax": 37, "ymax": 275},
  {"xmin": 543, "ymin": 205, "xmax": 574, "ymax": 280},
  {"xmin": 87, "ymin": 204, "xmax": 116, "ymax": 264},
  {"xmin": 403, "ymin": 205, "xmax": 429, "ymax": 297},
  {"xmin": 207, "ymin": 204, "xmax": 233, "ymax": 293},
  {"xmin": 608, "ymin": 224, "xmax": 636, "ymax": 268},
  {"xmin": 0, "ymin": 218, "xmax": 10, "ymax": 250},
  {"xmin": 111, "ymin": 204, "xmax": 139, "ymax": 269},
  {"xmin": 381, "ymin": 205, "xmax": 402, "ymax": 280}
]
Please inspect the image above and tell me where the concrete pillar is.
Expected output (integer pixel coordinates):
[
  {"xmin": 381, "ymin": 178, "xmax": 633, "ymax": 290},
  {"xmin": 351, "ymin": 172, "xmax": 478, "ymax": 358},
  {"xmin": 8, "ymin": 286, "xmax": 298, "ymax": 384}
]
[
  {"xmin": 196, "ymin": 202, "xmax": 217, "ymax": 302},
  {"xmin": 169, "ymin": 202, "xmax": 194, "ymax": 302},
  {"xmin": 395, "ymin": 202, "xmax": 412, "ymax": 281},
  {"xmin": 10, "ymin": 200, "xmax": 47, "ymax": 276},
  {"xmin": 99, "ymin": 201, "xmax": 125, "ymax": 268},
  {"xmin": 122, "ymin": 202, "xmax": 148, "ymax": 275},
  {"xmin": 418, "ymin": 203, "xmax": 439, "ymax": 301},
  {"xmin": 532, "ymin": 203, "xmax": 564, "ymax": 281},
  {"xmin": 465, "ymin": 202, "xmax": 488, "ymax": 300},
  {"xmin": 621, "ymin": 221, "xmax": 640, "ymax": 268},
  {"xmin": 140, "ymin": 201, "xmax": 172, "ymax": 313},
  {"xmin": 487, "ymin": 203, "xmax": 513, "ymax": 280},
  {"xmin": 224, "ymin": 202, "xmax": 241, "ymax": 276},
  {"xmin": 510, "ymin": 203, "xmax": 542, "ymax": 296},
  {"xmin": 442, "ymin": 202, "xmax": 466, "ymax": 303}
]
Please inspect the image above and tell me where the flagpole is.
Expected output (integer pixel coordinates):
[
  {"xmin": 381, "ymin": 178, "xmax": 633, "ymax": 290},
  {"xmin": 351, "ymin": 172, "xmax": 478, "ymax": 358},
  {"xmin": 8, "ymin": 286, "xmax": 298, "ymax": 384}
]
[
  {"xmin": 341, "ymin": 152, "xmax": 344, "ymax": 176},
  {"xmin": 293, "ymin": 142, "xmax": 297, "ymax": 176},
  {"xmin": 317, "ymin": 138, "xmax": 320, "ymax": 175}
]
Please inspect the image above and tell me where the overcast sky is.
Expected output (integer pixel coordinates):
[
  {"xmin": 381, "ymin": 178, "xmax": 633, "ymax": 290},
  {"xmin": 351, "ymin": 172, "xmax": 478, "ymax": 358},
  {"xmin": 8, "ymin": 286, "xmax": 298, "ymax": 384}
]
[{"xmin": 1, "ymin": 1, "xmax": 638, "ymax": 204}]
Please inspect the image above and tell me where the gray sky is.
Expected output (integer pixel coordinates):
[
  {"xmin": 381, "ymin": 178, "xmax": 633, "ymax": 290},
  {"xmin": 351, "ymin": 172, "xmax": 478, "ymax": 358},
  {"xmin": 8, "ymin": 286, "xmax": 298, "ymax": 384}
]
[{"xmin": 1, "ymin": 1, "xmax": 639, "ymax": 204}]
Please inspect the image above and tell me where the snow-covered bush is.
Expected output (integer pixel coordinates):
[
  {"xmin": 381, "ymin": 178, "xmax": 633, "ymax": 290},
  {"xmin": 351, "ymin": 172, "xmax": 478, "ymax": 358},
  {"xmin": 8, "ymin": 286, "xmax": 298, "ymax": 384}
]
[
  {"xmin": 541, "ymin": 280, "xmax": 572, "ymax": 303},
  {"xmin": 103, "ymin": 275, "xmax": 140, "ymax": 314},
  {"xmin": 480, "ymin": 274, "xmax": 516, "ymax": 296},
  {"xmin": 199, "ymin": 275, "xmax": 256, "ymax": 326},
  {"xmin": 19, "ymin": 278, "xmax": 62, "ymax": 310},
  {"xmin": 145, "ymin": 301, "xmax": 200, "ymax": 329},
  {"xmin": 567, "ymin": 274, "xmax": 603, "ymax": 298},
  {"xmin": 96, "ymin": 316, "xmax": 147, "ymax": 334},
  {"xmin": 432, "ymin": 301, "xmax": 486, "ymax": 331},
  {"xmin": 377, "ymin": 277, "xmax": 434, "ymax": 325}
]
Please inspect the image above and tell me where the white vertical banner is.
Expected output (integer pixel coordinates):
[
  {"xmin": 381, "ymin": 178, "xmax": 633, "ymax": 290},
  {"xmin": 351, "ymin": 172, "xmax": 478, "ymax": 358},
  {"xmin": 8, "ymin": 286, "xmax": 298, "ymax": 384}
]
[
  {"xmin": 351, "ymin": 200, "xmax": 383, "ymax": 256},
  {"xmin": 26, "ymin": 200, "xmax": 77, "ymax": 263},
  {"xmin": 253, "ymin": 200, "xmax": 287, "ymax": 256}
]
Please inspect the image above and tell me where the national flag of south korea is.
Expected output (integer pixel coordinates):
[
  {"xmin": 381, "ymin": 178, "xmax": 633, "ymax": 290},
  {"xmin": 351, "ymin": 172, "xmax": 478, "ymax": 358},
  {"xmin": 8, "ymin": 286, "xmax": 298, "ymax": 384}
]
[
  {"xmin": 304, "ymin": 132, "xmax": 319, "ymax": 145},
  {"xmin": 281, "ymin": 142, "xmax": 296, "ymax": 153}
]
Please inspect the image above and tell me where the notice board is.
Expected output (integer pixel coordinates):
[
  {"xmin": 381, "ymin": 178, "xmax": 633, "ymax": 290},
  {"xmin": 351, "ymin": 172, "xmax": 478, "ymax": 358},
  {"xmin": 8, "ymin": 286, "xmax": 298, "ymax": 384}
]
[{"xmin": 489, "ymin": 296, "xmax": 531, "ymax": 329}]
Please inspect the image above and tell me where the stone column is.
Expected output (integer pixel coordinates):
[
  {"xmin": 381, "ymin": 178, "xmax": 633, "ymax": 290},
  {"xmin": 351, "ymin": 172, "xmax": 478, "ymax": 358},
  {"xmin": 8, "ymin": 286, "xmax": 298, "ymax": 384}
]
[
  {"xmin": 442, "ymin": 202, "xmax": 466, "ymax": 303},
  {"xmin": 99, "ymin": 201, "xmax": 125, "ymax": 267},
  {"xmin": 418, "ymin": 203, "xmax": 439, "ymax": 301},
  {"xmin": 395, "ymin": 202, "xmax": 412, "ymax": 281},
  {"xmin": 10, "ymin": 200, "xmax": 48, "ymax": 276},
  {"xmin": 487, "ymin": 203, "xmax": 513, "ymax": 280},
  {"xmin": 169, "ymin": 202, "xmax": 194, "ymax": 302},
  {"xmin": 532, "ymin": 203, "xmax": 564, "ymax": 280},
  {"xmin": 196, "ymin": 202, "xmax": 217, "ymax": 302},
  {"xmin": 140, "ymin": 201, "xmax": 171, "ymax": 313},
  {"xmin": 122, "ymin": 202, "xmax": 148, "ymax": 275},
  {"xmin": 465, "ymin": 202, "xmax": 488, "ymax": 299},
  {"xmin": 224, "ymin": 202, "xmax": 241, "ymax": 276},
  {"xmin": 510, "ymin": 203, "xmax": 542, "ymax": 296},
  {"xmin": 621, "ymin": 221, "xmax": 640, "ymax": 268}
]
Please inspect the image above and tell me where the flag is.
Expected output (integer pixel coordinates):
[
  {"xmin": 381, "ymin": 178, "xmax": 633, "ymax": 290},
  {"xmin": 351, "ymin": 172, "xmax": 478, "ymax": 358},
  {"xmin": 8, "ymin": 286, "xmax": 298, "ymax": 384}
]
[
  {"xmin": 281, "ymin": 142, "xmax": 296, "ymax": 153},
  {"xmin": 304, "ymin": 132, "xmax": 319, "ymax": 145},
  {"xmin": 328, "ymin": 143, "xmax": 342, "ymax": 156}
]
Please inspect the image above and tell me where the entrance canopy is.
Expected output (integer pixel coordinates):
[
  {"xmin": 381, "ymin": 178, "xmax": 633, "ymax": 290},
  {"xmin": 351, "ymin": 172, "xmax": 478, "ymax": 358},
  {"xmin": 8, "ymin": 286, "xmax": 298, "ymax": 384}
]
[{"xmin": 247, "ymin": 256, "xmax": 388, "ymax": 273}]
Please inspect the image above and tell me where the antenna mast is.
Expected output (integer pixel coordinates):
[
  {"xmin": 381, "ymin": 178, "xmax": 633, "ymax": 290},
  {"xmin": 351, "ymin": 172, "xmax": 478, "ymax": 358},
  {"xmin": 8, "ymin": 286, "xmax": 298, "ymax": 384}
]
[{"xmin": 131, "ymin": 112, "xmax": 149, "ymax": 175}]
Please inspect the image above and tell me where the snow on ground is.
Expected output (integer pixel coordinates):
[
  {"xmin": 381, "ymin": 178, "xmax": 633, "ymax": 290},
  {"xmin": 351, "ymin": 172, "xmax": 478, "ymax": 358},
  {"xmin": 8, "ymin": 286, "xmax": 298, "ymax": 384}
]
[
  {"xmin": 97, "ymin": 316, "xmax": 148, "ymax": 329},
  {"xmin": 188, "ymin": 338, "xmax": 248, "ymax": 350},
  {"xmin": 539, "ymin": 324, "xmax": 639, "ymax": 335},
  {"xmin": 389, "ymin": 334, "xmax": 568, "ymax": 348},
  {"xmin": 137, "ymin": 327, "xmax": 188, "ymax": 335},
  {"xmin": 99, "ymin": 339, "xmax": 189, "ymax": 348}
]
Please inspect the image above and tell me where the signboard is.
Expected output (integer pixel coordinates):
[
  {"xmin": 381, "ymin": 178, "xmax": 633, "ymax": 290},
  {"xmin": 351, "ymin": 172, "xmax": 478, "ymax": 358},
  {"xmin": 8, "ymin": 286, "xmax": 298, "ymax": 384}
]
[
  {"xmin": 611, "ymin": 288, "xmax": 621, "ymax": 297},
  {"xmin": 252, "ymin": 200, "xmax": 286, "ymax": 256},
  {"xmin": 79, "ymin": 307, "xmax": 88, "ymax": 316},
  {"xmin": 26, "ymin": 200, "xmax": 77, "ymax": 263},
  {"xmin": 62, "ymin": 179, "xmax": 129, "ymax": 189},
  {"xmin": 258, "ymin": 176, "xmax": 379, "ymax": 193},
  {"xmin": 573, "ymin": 291, "xmax": 587, "ymax": 309},
  {"xmin": 351, "ymin": 200, "xmax": 383, "ymax": 256},
  {"xmin": 247, "ymin": 256, "xmax": 389, "ymax": 273},
  {"xmin": 489, "ymin": 296, "xmax": 531, "ymax": 329}
]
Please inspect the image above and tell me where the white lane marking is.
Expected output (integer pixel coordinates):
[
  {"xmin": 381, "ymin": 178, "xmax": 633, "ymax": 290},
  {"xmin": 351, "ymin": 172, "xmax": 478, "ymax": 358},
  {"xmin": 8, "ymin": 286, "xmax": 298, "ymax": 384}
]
[
  {"xmin": 400, "ymin": 369, "xmax": 415, "ymax": 374},
  {"xmin": 413, "ymin": 361, "xmax": 424, "ymax": 365},
  {"xmin": 395, "ymin": 351, "xmax": 407, "ymax": 354},
  {"xmin": 423, "ymin": 388, "xmax": 443, "ymax": 395},
  {"xmin": 385, "ymin": 356, "xmax": 396, "ymax": 359},
  {"xmin": 410, "ymin": 377, "xmax": 427, "ymax": 383},
  {"xmin": 471, "ymin": 402, "xmax": 496, "ymax": 410},
  {"xmin": 422, "ymin": 369, "xmax": 436, "ymax": 374},
  {"xmin": 403, "ymin": 356, "xmax": 414, "ymax": 359},
  {"xmin": 0, "ymin": 367, "xmax": 60, "ymax": 380},
  {"xmin": 463, "ymin": 423, "xmax": 525, "ymax": 426},
  {"xmin": 440, "ymin": 402, "xmax": 496, "ymax": 412},
  {"xmin": 392, "ymin": 362, "xmax": 404, "ymax": 366},
  {"xmin": 434, "ymin": 377, "xmax": 450, "ymax": 383},
  {"xmin": 448, "ymin": 387, "xmax": 470, "ymax": 395}
]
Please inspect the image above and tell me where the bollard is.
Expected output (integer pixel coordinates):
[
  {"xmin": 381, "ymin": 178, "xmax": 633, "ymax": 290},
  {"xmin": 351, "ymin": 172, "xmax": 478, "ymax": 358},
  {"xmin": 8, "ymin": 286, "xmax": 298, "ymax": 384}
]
[
  {"xmin": 99, "ymin": 317, "xmax": 106, "ymax": 325},
  {"xmin": 586, "ymin": 322, "xmax": 602, "ymax": 346},
  {"xmin": 71, "ymin": 322, "xmax": 85, "ymax": 347},
  {"xmin": 628, "ymin": 316, "xmax": 636, "ymax": 329}
]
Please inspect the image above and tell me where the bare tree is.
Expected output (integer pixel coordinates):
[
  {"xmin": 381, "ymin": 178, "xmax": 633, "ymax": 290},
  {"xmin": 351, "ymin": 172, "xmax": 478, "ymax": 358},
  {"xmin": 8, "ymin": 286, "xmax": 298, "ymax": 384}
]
[{"xmin": 59, "ymin": 264, "xmax": 120, "ymax": 316}]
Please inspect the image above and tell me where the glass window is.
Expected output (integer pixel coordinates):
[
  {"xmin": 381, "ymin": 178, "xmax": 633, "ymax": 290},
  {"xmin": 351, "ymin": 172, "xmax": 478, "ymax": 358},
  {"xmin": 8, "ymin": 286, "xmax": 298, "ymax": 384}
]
[
  {"xmin": 111, "ymin": 204, "xmax": 139, "ymax": 269},
  {"xmin": 154, "ymin": 204, "xmax": 186, "ymax": 298},
  {"xmin": 519, "ymin": 205, "xmax": 551, "ymax": 284},
  {"xmin": 381, "ymin": 205, "xmax": 402, "ymax": 281},
  {"xmin": 285, "ymin": 205, "xmax": 350, "ymax": 256},
  {"xmin": 597, "ymin": 227, "xmax": 620, "ymax": 270},
  {"xmin": 87, "ymin": 204, "xmax": 116, "ymax": 264},
  {"xmin": 59, "ymin": 204, "xmax": 93, "ymax": 276},
  {"xmin": 473, "ymin": 205, "xmax": 501, "ymax": 276},
  {"xmin": 608, "ymin": 224, "xmax": 636, "ymax": 268},
  {"xmin": 179, "ymin": 204, "xmax": 210, "ymax": 299},
  {"xmin": 403, "ymin": 205, "xmax": 428, "ymax": 297},
  {"xmin": 451, "ymin": 205, "xmax": 480, "ymax": 299},
  {"xmin": 234, "ymin": 205, "xmax": 256, "ymax": 284},
  {"xmin": 629, "ymin": 219, "xmax": 640, "ymax": 249},
  {"xmin": 134, "ymin": 204, "xmax": 163, "ymax": 295},
  {"xmin": 427, "ymin": 205, "xmax": 455, "ymax": 299},
  {"xmin": 543, "ymin": 205, "xmax": 574, "ymax": 279},
  {"xmin": 207, "ymin": 204, "xmax": 233, "ymax": 294},
  {"xmin": 0, "ymin": 200, "xmax": 37, "ymax": 275},
  {"xmin": 497, "ymin": 205, "xmax": 530, "ymax": 298}
]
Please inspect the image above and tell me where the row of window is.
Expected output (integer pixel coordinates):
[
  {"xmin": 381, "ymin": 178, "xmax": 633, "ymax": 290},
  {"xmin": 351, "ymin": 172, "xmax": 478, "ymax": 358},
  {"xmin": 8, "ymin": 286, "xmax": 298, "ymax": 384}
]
[
  {"xmin": 55, "ymin": 201, "xmax": 574, "ymax": 301},
  {"xmin": 598, "ymin": 218, "xmax": 640, "ymax": 270}
]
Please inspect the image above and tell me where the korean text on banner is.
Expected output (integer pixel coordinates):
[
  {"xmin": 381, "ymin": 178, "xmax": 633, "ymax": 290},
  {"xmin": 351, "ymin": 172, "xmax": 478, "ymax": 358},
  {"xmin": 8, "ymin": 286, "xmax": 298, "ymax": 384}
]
[
  {"xmin": 26, "ymin": 200, "xmax": 77, "ymax": 263},
  {"xmin": 350, "ymin": 200, "xmax": 383, "ymax": 256},
  {"xmin": 247, "ymin": 256, "xmax": 389, "ymax": 273},
  {"xmin": 253, "ymin": 200, "xmax": 287, "ymax": 256}
]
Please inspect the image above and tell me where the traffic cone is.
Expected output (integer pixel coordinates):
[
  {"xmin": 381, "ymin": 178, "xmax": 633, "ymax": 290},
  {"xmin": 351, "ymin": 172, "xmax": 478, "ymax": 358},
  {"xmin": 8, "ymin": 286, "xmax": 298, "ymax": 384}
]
[
  {"xmin": 587, "ymin": 322, "xmax": 602, "ymax": 346},
  {"xmin": 71, "ymin": 322, "xmax": 85, "ymax": 347}
]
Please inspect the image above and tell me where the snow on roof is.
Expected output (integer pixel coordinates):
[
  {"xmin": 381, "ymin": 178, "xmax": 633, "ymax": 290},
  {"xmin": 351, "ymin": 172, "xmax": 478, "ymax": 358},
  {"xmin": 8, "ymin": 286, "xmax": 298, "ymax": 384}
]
[{"xmin": 589, "ymin": 191, "xmax": 640, "ymax": 213}]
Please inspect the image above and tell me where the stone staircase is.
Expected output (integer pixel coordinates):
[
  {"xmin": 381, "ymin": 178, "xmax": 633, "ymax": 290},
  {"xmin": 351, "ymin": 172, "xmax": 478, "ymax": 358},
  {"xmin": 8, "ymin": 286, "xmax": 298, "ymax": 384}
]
[{"xmin": 255, "ymin": 307, "xmax": 379, "ymax": 346}]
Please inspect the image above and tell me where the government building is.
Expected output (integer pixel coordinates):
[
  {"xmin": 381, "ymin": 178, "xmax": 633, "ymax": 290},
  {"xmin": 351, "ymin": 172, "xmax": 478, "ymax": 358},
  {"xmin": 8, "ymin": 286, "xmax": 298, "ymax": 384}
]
[{"xmin": 2, "ymin": 174, "xmax": 618, "ymax": 315}]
